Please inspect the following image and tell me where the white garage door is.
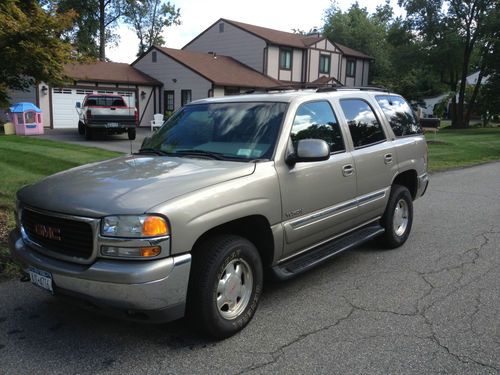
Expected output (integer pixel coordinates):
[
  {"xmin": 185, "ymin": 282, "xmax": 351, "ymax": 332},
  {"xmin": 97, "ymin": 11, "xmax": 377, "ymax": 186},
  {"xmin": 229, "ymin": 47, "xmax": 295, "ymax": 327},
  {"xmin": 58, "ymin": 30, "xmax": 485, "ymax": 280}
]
[{"xmin": 52, "ymin": 88, "xmax": 136, "ymax": 129}]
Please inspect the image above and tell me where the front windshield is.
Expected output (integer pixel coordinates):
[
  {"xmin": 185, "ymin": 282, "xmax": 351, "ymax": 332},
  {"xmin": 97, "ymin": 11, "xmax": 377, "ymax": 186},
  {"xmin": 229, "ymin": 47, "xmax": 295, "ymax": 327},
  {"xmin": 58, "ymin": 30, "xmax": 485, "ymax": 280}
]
[{"xmin": 141, "ymin": 102, "xmax": 288, "ymax": 161}]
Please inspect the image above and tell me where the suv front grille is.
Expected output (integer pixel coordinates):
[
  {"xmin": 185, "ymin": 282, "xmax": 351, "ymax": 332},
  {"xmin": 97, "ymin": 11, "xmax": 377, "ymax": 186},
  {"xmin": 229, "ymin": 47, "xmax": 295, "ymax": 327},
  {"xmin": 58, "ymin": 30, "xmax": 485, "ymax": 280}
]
[{"xmin": 21, "ymin": 209, "xmax": 94, "ymax": 259}]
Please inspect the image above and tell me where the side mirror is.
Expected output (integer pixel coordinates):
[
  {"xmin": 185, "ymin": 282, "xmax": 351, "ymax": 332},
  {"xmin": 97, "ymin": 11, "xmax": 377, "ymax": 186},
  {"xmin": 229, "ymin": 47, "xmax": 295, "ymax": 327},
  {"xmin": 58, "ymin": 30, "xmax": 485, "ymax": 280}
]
[
  {"xmin": 75, "ymin": 102, "xmax": 81, "ymax": 108},
  {"xmin": 286, "ymin": 139, "xmax": 330, "ymax": 165}
]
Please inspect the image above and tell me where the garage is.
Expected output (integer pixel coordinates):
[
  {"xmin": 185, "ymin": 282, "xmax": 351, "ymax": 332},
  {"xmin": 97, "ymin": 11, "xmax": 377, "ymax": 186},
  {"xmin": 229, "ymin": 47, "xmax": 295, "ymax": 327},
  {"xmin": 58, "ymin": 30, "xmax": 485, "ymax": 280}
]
[{"xmin": 51, "ymin": 87, "xmax": 136, "ymax": 129}]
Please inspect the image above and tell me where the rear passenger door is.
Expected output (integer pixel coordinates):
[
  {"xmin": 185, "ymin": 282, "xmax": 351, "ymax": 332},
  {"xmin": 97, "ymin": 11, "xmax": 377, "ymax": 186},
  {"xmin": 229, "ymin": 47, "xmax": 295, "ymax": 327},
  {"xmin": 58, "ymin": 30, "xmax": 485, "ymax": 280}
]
[
  {"xmin": 338, "ymin": 98, "xmax": 398, "ymax": 224},
  {"xmin": 278, "ymin": 100, "xmax": 358, "ymax": 257}
]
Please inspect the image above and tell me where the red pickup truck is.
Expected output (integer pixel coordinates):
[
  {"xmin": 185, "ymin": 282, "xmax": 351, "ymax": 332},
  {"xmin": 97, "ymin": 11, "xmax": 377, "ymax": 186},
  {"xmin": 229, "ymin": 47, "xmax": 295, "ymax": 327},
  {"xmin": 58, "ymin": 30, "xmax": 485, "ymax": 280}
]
[{"xmin": 76, "ymin": 94, "xmax": 138, "ymax": 140}]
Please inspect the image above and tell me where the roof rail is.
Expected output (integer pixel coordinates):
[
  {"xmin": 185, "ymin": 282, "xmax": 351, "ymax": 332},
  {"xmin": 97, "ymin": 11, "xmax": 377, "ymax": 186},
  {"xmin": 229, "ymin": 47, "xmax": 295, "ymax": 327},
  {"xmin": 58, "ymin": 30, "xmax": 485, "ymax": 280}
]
[{"xmin": 316, "ymin": 85, "xmax": 391, "ymax": 93}]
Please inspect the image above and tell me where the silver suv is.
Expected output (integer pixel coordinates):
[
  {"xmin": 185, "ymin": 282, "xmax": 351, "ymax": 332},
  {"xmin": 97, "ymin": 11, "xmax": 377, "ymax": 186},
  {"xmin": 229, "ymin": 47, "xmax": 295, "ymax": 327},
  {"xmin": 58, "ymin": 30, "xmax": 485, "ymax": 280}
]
[{"xmin": 9, "ymin": 88, "xmax": 429, "ymax": 338}]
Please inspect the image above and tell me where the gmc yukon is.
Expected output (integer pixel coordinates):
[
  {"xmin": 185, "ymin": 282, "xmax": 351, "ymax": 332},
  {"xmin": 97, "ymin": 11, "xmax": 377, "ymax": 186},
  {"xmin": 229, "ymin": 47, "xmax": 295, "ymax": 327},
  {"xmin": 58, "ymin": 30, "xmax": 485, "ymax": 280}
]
[{"xmin": 9, "ymin": 88, "xmax": 429, "ymax": 338}]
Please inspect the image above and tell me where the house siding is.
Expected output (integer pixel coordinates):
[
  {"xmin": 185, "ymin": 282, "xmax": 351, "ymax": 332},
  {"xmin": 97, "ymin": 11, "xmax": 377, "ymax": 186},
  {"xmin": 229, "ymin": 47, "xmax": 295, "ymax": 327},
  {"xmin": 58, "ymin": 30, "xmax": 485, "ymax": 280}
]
[
  {"xmin": 355, "ymin": 60, "xmax": 364, "ymax": 86},
  {"xmin": 267, "ymin": 46, "xmax": 279, "ymax": 79},
  {"xmin": 363, "ymin": 61, "xmax": 370, "ymax": 86},
  {"xmin": 183, "ymin": 21, "xmax": 266, "ymax": 73},
  {"xmin": 309, "ymin": 50, "xmax": 320, "ymax": 82},
  {"xmin": 292, "ymin": 49, "xmax": 303, "ymax": 82},
  {"xmin": 134, "ymin": 49, "xmax": 212, "ymax": 111}
]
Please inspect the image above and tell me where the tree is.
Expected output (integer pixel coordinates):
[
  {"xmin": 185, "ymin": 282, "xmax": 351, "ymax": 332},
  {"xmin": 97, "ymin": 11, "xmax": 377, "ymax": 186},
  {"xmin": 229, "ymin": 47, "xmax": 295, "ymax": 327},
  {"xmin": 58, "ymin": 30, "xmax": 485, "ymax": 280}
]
[
  {"xmin": 0, "ymin": 0, "xmax": 75, "ymax": 107},
  {"xmin": 400, "ymin": 0, "xmax": 499, "ymax": 128},
  {"xmin": 123, "ymin": 0, "xmax": 180, "ymax": 56}
]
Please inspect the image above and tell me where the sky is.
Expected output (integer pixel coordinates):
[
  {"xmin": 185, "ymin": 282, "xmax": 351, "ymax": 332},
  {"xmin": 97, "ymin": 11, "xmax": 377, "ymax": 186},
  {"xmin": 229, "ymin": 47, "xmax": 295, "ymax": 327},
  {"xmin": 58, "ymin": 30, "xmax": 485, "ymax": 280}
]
[{"xmin": 107, "ymin": 0, "xmax": 405, "ymax": 63}]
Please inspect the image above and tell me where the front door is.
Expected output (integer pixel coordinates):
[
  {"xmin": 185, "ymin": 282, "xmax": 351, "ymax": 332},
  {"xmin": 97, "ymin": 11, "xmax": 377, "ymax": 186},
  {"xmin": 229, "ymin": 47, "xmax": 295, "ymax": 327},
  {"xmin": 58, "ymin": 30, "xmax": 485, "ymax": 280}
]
[{"xmin": 276, "ymin": 100, "xmax": 358, "ymax": 258}]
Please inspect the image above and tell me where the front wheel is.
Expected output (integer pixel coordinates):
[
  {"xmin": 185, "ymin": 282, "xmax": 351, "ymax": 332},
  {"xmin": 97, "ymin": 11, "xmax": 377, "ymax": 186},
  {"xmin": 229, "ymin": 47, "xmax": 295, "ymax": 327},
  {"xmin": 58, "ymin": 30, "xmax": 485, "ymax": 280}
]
[
  {"xmin": 379, "ymin": 185, "xmax": 413, "ymax": 248},
  {"xmin": 187, "ymin": 235, "xmax": 263, "ymax": 339}
]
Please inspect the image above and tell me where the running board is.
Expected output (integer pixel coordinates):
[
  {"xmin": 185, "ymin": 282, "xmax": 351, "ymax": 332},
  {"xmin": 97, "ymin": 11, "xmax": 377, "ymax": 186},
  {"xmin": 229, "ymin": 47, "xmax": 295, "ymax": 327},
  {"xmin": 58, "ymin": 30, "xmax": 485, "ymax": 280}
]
[{"xmin": 271, "ymin": 224, "xmax": 385, "ymax": 280}]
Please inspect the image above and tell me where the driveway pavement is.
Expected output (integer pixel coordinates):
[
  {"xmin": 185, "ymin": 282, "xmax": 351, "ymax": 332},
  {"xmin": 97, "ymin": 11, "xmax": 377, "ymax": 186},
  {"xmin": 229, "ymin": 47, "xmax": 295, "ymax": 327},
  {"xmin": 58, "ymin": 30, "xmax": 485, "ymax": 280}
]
[
  {"xmin": 0, "ymin": 162, "xmax": 499, "ymax": 374},
  {"xmin": 39, "ymin": 127, "xmax": 153, "ymax": 154}
]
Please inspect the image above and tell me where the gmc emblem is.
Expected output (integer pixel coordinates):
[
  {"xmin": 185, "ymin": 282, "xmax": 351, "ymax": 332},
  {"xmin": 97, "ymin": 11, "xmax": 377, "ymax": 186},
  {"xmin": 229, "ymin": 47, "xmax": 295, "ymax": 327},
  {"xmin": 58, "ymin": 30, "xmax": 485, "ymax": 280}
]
[{"xmin": 34, "ymin": 224, "xmax": 62, "ymax": 241}]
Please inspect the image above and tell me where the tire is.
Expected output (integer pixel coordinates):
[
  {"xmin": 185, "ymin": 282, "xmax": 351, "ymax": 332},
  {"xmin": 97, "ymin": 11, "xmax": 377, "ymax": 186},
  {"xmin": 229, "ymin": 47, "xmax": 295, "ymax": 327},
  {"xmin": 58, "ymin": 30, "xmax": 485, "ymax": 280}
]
[
  {"xmin": 379, "ymin": 185, "xmax": 413, "ymax": 248},
  {"xmin": 127, "ymin": 128, "xmax": 136, "ymax": 140},
  {"xmin": 78, "ymin": 122, "xmax": 85, "ymax": 135},
  {"xmin": 187, "ymin": 235, "xmax": 263, "ymax": 339},
  {"xmin": 85, "ymin": 127, "xmax": 93, "ymax": 140}
]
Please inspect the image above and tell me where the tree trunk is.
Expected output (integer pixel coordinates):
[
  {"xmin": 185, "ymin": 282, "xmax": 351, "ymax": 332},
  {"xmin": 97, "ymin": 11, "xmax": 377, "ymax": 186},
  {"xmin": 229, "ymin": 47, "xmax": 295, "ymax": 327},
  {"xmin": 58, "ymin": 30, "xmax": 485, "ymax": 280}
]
[
  {"xmin": 465, "ymin": 70, "xmax": 485, "ymax": 127},
  {"xmin": 99, "ymin": 0, "xmax": 105, "ymax": 61},
  {"xmin": 454, "ymin": 45, "xmax": 471, "ymax": 129}
]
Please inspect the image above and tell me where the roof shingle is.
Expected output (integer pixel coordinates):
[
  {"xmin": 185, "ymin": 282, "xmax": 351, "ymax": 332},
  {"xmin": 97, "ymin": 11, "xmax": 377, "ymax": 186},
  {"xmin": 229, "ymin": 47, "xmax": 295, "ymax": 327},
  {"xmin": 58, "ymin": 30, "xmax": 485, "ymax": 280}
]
[
  {"xmin": 64, "ymin": 61, "xmax": 161, "ymax": 86},
  {"xmin": 155, "ymin": 47, "xmax": 281, "ymax": 88}
]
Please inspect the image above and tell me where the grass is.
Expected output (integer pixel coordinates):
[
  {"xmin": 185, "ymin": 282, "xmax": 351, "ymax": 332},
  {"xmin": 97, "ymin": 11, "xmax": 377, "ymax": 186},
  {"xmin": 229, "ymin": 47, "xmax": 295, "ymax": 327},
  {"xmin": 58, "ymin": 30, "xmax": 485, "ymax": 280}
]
[
  {"xmin": 425, "ymin": 126, "xmax": 500, "ymax": 172},
  {"xmin": 0, "ymin": 127, "xmax": 499, "ymax": 279},
  {"xmin": 0, "ymin": 135, "xmax": 122, "ymax": 280}
]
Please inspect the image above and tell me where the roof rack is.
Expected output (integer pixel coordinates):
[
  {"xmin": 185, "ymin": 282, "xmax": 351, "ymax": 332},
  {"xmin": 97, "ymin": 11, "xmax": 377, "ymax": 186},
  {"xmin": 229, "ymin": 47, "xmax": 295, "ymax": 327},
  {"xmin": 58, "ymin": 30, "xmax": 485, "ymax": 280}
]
[{"xmin": 316, "ymin": 85, "xmax": 391, "ymax": 93}]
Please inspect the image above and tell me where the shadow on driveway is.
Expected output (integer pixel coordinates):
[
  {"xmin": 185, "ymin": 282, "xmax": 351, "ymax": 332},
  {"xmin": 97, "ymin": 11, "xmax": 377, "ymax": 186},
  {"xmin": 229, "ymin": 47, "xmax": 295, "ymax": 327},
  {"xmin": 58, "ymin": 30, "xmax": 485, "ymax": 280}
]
[{"xmin": 39, "ymin": 127, "xmax": 154, "ymax": 154}]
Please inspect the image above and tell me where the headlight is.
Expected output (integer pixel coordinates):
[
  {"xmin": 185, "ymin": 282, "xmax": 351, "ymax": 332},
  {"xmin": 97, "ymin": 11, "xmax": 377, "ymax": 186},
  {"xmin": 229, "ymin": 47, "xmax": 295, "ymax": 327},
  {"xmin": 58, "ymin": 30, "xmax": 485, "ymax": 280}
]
[{"xmin": 101, "ymin": 215, "xmax": 169, "ymax": 238}]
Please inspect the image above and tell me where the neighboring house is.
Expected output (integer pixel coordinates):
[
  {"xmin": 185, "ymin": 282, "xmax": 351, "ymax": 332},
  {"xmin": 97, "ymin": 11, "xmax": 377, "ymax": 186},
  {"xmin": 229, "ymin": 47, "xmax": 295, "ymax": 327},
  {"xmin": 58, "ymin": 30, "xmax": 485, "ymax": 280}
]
[
  {"xmin": 420, "ymin": 71, "xmax": 490, "ymax": 117},
  {"xmin": 2, "ymin": 62, "xmax": 160, "ymax": 129},
  {"xmin": 183, "ymin": 18, "xmax": 372, "ymax": 87},
  {"xmin": 131, "ymin": 47, "xmax": 280, "ymax": 115},
  {"xmin": 2, "ymin": 18, "xmax": 373, "ymax": 129}
]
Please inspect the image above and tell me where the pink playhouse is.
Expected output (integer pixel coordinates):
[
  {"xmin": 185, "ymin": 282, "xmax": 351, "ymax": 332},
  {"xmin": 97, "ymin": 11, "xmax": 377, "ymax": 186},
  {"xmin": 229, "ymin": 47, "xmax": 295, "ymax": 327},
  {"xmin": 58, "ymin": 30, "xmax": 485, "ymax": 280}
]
[{"xmin": 9, "ymin": 102, "xmax": 44, "ymax": 135}]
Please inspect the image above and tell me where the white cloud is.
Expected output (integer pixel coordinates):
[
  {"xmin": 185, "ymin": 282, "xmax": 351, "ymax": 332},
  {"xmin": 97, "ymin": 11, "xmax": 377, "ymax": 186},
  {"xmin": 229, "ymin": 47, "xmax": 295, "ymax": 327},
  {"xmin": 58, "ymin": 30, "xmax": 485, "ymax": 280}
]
[{"xmin": 107, "ymin": 0, "xmax": 404, "ymax": 64}]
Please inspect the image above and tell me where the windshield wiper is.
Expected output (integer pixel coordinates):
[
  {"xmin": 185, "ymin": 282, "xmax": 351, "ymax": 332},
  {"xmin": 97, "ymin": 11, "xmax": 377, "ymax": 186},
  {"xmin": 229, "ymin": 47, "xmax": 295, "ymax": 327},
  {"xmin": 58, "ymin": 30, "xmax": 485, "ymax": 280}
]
[
  {"xmin": 175, "ymin": 149, "xmax": 226, "ymax": 160},
  {"xmin": 136, "ymin": 148, "xmax": 172, "ymax": 156}
]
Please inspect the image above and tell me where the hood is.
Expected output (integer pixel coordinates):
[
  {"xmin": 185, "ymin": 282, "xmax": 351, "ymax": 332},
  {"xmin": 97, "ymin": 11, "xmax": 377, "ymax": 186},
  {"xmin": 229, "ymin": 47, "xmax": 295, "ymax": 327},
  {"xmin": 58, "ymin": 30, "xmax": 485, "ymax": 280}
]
[{"xmin": 18, "ymin": 155, "xmax": 256, "ymax": 217}]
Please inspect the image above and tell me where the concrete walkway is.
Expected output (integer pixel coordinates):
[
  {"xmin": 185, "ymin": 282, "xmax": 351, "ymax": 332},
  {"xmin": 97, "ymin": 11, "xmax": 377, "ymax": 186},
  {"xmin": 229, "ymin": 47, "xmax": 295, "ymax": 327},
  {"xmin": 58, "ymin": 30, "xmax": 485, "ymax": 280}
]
[{"xmin": 38, "ymin": 127, "xmax": 154, "ymax": 154}]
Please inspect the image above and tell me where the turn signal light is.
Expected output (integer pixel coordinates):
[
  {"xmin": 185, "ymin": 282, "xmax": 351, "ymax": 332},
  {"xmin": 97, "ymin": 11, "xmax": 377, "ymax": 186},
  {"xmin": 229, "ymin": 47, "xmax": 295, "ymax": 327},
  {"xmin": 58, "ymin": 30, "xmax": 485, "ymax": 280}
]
[
  {"xmin": 142, "ymin": 216, "xmax": 168, "ymax": 237},
  {"xmin": 140, "ymin": 246, "xmax": 161, "ymax": 257}
]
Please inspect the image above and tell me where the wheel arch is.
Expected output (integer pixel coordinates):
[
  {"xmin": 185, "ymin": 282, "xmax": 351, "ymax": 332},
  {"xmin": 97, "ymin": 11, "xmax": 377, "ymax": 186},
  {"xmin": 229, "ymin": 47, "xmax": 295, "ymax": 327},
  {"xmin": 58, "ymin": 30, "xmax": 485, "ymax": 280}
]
[
  {"xmin": 392, "ymin": 169, "xmax": 418, "ymax": 200},
  {"xmin": 191, "ymin": 215, "xmax": 275, "ymax": 268}
]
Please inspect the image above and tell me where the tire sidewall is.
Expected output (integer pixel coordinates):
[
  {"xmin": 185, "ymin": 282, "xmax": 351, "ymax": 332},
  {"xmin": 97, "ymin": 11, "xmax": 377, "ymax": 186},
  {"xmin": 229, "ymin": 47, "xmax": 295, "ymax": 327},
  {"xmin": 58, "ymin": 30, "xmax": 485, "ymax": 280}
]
[
  {"xmin": 382, "ymin": 185, "xmax": 413, "ymax": 248},
  {"xmin": 198, "ymin": 237, "xmax": 263, "ymax": 338}
]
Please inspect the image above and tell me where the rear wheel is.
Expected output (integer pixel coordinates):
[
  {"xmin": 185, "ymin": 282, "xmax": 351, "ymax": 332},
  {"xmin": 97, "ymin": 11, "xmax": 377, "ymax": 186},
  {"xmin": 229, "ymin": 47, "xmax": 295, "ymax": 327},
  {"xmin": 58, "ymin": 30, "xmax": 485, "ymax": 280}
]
[
  {"xmin": 127, "ymin": 128, "xmax": 136, "ymax": 140},
  {"xmin": 187, "ymin": 235, "xmax": 263, "ymax": 339},
  {"xmin": 379, "ymin": 185, "xmax": 413, "ymax": 248}
]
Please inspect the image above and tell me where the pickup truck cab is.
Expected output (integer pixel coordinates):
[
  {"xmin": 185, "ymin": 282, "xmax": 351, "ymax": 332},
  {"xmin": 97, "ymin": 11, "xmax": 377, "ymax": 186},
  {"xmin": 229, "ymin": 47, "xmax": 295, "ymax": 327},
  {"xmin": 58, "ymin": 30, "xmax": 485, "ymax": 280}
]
[
  {"xmin": 76, "ymin": 94, "xmax": 138, "ymax": 140},
  {"xmin": 10, "ymin": 88, "xmax": 429, "ymax": 338}
]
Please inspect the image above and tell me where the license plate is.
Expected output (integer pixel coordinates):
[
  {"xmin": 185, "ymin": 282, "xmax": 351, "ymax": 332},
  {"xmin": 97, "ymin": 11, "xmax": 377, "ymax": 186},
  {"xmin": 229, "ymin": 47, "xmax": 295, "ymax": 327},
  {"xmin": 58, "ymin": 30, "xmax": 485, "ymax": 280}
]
[
  {"xmin": 28, "ymin": 267, "xmax": 54, "ymax": 294},
  {"xmin": 106, "ymin": 122, "xmax": 119, "ymax": 128}
]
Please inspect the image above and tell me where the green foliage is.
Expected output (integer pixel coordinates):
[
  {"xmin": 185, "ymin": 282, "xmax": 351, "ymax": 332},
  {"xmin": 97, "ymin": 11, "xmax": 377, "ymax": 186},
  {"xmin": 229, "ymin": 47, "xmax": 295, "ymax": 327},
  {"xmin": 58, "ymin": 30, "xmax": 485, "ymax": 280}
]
[
  {"xmin": 123, "ymin": 0, "xmax": 181, "ymax": 56},
  {"xmin": 0, "ymin": 0, "xmax": 75, "ymax": 107}
]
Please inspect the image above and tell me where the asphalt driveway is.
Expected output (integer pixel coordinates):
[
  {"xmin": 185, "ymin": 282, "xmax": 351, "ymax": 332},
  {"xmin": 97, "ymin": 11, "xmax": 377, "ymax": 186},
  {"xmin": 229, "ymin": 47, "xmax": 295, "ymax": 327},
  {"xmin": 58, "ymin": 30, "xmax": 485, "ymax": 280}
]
[
  {"xmin": 39, "ymin": 127, "xmax": 153, "ymax": 154},
  {"xmin": 0, "ymin": 162, "xmax": 499, "ymax": 374}
]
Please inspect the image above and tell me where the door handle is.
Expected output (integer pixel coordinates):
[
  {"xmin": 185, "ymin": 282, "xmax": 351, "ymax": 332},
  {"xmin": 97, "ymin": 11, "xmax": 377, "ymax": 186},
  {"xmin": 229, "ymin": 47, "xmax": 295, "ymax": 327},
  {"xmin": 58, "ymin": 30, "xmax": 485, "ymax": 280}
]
[
  {"xmin": 342, "ymin": 164, "xmax": 354, "ymax": 177},
  {"xmin": 384, "ymin": 153, "xmax": 393, "ymax": 165}
]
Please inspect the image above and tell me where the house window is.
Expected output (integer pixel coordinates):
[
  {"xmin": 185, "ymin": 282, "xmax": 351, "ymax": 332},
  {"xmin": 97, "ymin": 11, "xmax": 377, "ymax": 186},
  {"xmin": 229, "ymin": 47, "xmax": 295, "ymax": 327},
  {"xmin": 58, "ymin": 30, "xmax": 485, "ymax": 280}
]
[
  {"xmin": 319, "ymin": 55, "xmax": 331, "ymax": 74},
  {"xmin": 224, "ymin": 87, "xmax": 240, "ymax": 96},
  {"xmin": 219, "ymin": 22, "xmax": 224, "ymax": 33},
  {"xmin": 279, "ymin": 48, "xmax": 292, "ymax": 70},
  {"xmin": 152, "ymin": 51, "xmax": 157, "ymax": 63},
  {"xmin": 346, "ymin": 59, "xmax": 356, "ymax": 77},
  {"xmin": 181, "ymin": 90, "xmax": 192, "ymax": 106},
  {"xmin": 164, "ymin": 90, "xmax": 174, "ymax": 112}
]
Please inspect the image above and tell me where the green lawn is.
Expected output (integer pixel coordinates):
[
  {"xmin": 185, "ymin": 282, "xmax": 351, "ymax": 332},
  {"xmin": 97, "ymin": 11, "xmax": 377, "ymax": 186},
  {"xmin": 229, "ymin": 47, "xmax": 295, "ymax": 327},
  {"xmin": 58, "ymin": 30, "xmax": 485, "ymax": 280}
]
[
  {"xmin": 0, "ymin": 136, "xmax": 122, "ymax": 279},
  {"xmin": 426, "ymin": 127, "xmax": 500, "ymax": 172}
]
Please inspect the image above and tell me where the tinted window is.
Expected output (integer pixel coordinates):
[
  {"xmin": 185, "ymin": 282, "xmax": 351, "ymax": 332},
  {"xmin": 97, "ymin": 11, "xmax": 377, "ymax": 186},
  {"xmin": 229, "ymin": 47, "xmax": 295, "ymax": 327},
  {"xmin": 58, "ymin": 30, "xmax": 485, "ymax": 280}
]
[
  {"xmin": 291, "ymin": 101, "xmax": 345, "ymax": 153},
  {"xmin": 85, "ymin": 96, "xmax": 125, "ymax": 107},
  {"xmin": 376, "ymin": 95, "xmax": 423, "ymax": 137},
  {"xmin": 143, "ymin": 102, "xmax": 287, "ymax": 160},
  {"xmin": 340, "ymin": 99, "xmax": 386, "ymax": 148}
]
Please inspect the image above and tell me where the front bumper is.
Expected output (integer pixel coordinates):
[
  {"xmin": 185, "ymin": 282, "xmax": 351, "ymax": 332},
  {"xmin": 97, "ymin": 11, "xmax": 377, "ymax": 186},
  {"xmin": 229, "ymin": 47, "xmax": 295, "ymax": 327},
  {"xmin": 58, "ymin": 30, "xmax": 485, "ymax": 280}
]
[{"xmin": 9, "ymin": 229, "xmax": 191, "ymax": 323}]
